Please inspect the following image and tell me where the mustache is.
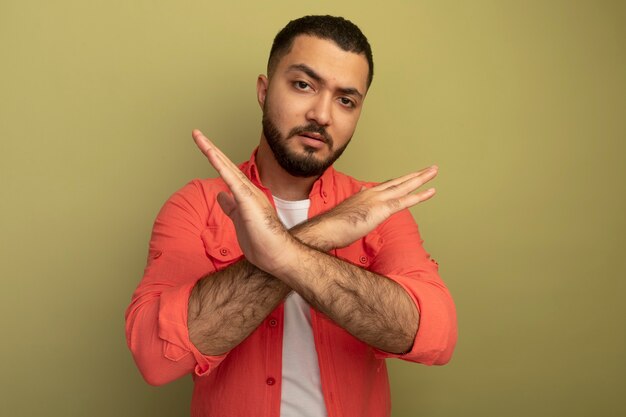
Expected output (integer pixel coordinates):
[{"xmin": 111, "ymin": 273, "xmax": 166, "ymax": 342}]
[{"xmin": 287, "ymin": 123, "xmax": 333, "ymax": 146}]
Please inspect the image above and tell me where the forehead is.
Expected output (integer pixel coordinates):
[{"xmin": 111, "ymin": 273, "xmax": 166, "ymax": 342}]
[{"xmin": 275, "ymin": 35, "xmax": 369, "ymax": 93}]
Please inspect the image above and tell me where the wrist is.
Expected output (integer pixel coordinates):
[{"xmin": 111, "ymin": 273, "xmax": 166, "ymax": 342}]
[
  {"xmin": 248, "ymin": 233, "xmax": 303, "ymax": 277},
  {"xmin": 272, "ymin": 236, "xmax": 321, "ymax": 281},
  {"xmin": 291, "ymin": 216, "xmax": 334, "ymax": 252}
]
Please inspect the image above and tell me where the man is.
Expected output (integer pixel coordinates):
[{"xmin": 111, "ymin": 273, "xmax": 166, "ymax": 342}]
[{"xmin": 126, "ymin": 15, "xmax": 457, "ymax": 417}]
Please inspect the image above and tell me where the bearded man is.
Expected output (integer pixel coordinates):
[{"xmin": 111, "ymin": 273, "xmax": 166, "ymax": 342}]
[{"xmin": 126, "ymin": 15, "xmax": 457, "ymax": 417}]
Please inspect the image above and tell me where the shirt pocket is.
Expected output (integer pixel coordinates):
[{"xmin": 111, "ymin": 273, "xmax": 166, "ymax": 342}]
[
  {"xmin": 201, "ymin": 225, "xmax": 244, "ymax": 270},
  {"xmin": 334, "ymin": 230, "xmax": 383, "ymax": 269},
  {"xmin": 163, "ymin": 340, "xmax": 190, "ymax": 362}
]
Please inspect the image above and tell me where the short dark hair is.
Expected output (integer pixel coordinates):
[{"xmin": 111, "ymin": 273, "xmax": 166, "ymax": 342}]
[{"xmin": 267, "ymin": 15, "xmax": 374, "ymax": 88}]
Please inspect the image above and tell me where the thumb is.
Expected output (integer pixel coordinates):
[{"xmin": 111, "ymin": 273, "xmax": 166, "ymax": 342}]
[{"xmin": 217, "ymin": 191, "xmax": 237, "ymax": 218}]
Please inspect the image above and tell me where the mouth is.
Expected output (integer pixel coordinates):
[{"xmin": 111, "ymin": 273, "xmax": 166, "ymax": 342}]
[
  {"xmin": 295, "ymin": 131, "xmax": 328, "ymax": 150},
  {"xmin": 297, "ymin": 131, "xmax": 326, "ymax": 142}
]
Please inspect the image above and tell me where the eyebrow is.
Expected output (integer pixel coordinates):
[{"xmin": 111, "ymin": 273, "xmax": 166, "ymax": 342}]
[{"xmin": 287, "ymin": 63, "xmax": 364, "ymax": 100}]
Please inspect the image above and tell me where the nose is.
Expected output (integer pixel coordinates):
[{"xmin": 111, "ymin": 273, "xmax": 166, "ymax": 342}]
[{"xmin": 305, "ymin": 94, "xmax": 332, "ymax": 126}]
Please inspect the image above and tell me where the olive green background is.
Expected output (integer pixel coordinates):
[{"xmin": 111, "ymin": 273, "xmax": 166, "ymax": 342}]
[{"xmin": 1, "ymin": 0, "xmax": 624, "ymax": 416}]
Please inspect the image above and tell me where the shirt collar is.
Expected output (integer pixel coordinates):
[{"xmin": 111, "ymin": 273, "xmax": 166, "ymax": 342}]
[{"xmin": 240, "ymin": 147, "xmax": 334, "ymax": 203}]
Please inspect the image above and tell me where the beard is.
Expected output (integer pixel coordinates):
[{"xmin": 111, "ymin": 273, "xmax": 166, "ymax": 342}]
[{"xmin": 262, "ymin": 104, "xmax": 351, "ymax": 178}]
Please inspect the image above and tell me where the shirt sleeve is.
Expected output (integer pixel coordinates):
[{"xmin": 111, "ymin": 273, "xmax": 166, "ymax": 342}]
[
  {"xmin": 124, "ymin": 180, "xmax": 228, "ymax": 386},
  {"xmin": 369, "ymin": 209, "xmax": 458, "ymax": 365}
]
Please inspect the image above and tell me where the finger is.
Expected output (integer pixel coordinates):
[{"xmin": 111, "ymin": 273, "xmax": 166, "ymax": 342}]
[
  {"xmin": 192, "ymin": 129, "xmax": 239, "ymax": 173},
  {"xmin": 192, "ymin": 129, "xmax": 227, "ymax": 173},
  {"xmin": 212, "ymin": 147, "xmax": 253, "ymax": 184},
  {"xmin": 192, "ymin": 129, "xmax": 254, "ymax": 193},
  {"xmin": 192, "ymin": 128, "xmax": 214, "ymax": 156},
  {"xmin": 383, "ymin": 166, "xmax": 438, "ymax": 197},
  {"xmin": 397, "ymin": 187, "xmax": 436, "ymax": 210},
  {"xmin": 375, "ymin": 165, "xmax": 437, "ymax": 191},
  {"xmin": 217, "ymin": 191, "xmax": 237, "ymax": 217}
]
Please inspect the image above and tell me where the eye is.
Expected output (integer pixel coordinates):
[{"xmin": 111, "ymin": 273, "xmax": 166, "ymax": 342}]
[
  {"xmin": 294, "ymin": 81, "xmax": 311, "ymax": 90},
  {"xmin": 339, "ymin": 97, "xmax": 355, "ymax": 108}
]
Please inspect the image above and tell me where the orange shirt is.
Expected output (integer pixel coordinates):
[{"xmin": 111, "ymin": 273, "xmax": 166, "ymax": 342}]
[{"xmin": 125, "ymin": 151, "xmax": 457, "ymax": 417}]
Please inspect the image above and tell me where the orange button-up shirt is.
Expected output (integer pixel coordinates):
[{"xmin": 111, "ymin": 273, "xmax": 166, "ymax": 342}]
[{"xmin": 125, "ymin": 151, "xmax": 457, "ymax": 417}]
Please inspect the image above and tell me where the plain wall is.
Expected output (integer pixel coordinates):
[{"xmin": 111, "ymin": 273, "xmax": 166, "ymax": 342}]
[{"xmin": 1, "ymin": 1, "xmax": 624, "ymax": 416}]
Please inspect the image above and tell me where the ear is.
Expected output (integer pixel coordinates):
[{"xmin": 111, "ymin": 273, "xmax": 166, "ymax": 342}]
[{"xmin": 256, "ymin": 74, "xmax": 268, "ymax": 109}]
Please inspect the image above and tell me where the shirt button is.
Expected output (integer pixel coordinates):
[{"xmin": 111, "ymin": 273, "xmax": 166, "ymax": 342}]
[
  {"xmin": 266, "ymin": 377, "xmax": 276, "ymax": 385},
  {"xmin": 219, "ymin": 248, "xmax": 229, "ymax": 256},
  {"xmin": 322, "ymin": 191, "xmax": 328, "ymax": 197},
  {"xmin": 359, "ymin": 255, "xmax": 368, "ymax": 264},
  {"xmin": 269, "ymin": 319, "xmax": 278, "ymax": 327}
]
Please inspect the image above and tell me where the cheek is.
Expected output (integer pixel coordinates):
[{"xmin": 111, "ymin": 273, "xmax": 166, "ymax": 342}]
[
  {"xmin": 334, "ymin": 114, "xmax": 359, "ymax": 139},
  {"xmin": 268, "ymin": 96, "xmax": 300, "ymax": 125}
]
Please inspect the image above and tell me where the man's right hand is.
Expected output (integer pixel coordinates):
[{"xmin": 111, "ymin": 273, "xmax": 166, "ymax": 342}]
[{"xmin": 292, "ymin": 167, "xmax": 438, "ymax": 251}]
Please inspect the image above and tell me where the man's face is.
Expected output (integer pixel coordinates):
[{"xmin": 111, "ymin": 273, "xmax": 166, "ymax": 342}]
[{"xmin": 259, "ymin": 35, "xmax": 369, "ymax": 177}]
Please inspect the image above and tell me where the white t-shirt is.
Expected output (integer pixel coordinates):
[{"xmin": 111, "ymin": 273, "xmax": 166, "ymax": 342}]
[{"xmin": 273, "ymin": 196, "xmax": 328, "ymax": 417}]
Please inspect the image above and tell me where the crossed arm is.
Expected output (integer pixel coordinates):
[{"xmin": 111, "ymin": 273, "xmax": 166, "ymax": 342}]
[{"xmin": 187, "ymin": 130, "xmax": 439, "ymax": 356}]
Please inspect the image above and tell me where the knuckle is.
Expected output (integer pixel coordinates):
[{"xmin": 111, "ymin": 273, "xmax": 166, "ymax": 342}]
[{"xmin": 387, "ymin": 198, "xmax": 401, "ymax": 211}]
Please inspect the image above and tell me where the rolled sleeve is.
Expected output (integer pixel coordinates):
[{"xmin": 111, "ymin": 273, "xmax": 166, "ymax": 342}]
[
  {"xmin": 125, "ymin": 180, "xmax": 229, "ymax": 385},
  {"xmin": 369, "ymin": 209, "xmax": 458, "ymax": 365},
  {"xmin": 375, "ymin": 273, "xmax": 457, "ymax": 365},
  {"xmin": 158, "ymin": 280, "xmax": 228, "ymax": 377}
]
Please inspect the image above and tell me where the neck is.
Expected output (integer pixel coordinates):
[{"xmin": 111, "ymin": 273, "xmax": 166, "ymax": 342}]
[{"xmin": 256, "ymin": 136, "xmax": 318, "ymax": 201}]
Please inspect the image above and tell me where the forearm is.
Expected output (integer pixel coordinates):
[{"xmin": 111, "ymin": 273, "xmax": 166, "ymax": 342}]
[
  {"xmin": 187, "ymin": 223, "xmax": 336, "ymax": 356},
  {"xmin": 188, "ymin": 259, "xmax": 290, "ymax": 355},
  {"xmin": 276, "ymin": 242, "xmax": 419, "ymax": 354}
]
